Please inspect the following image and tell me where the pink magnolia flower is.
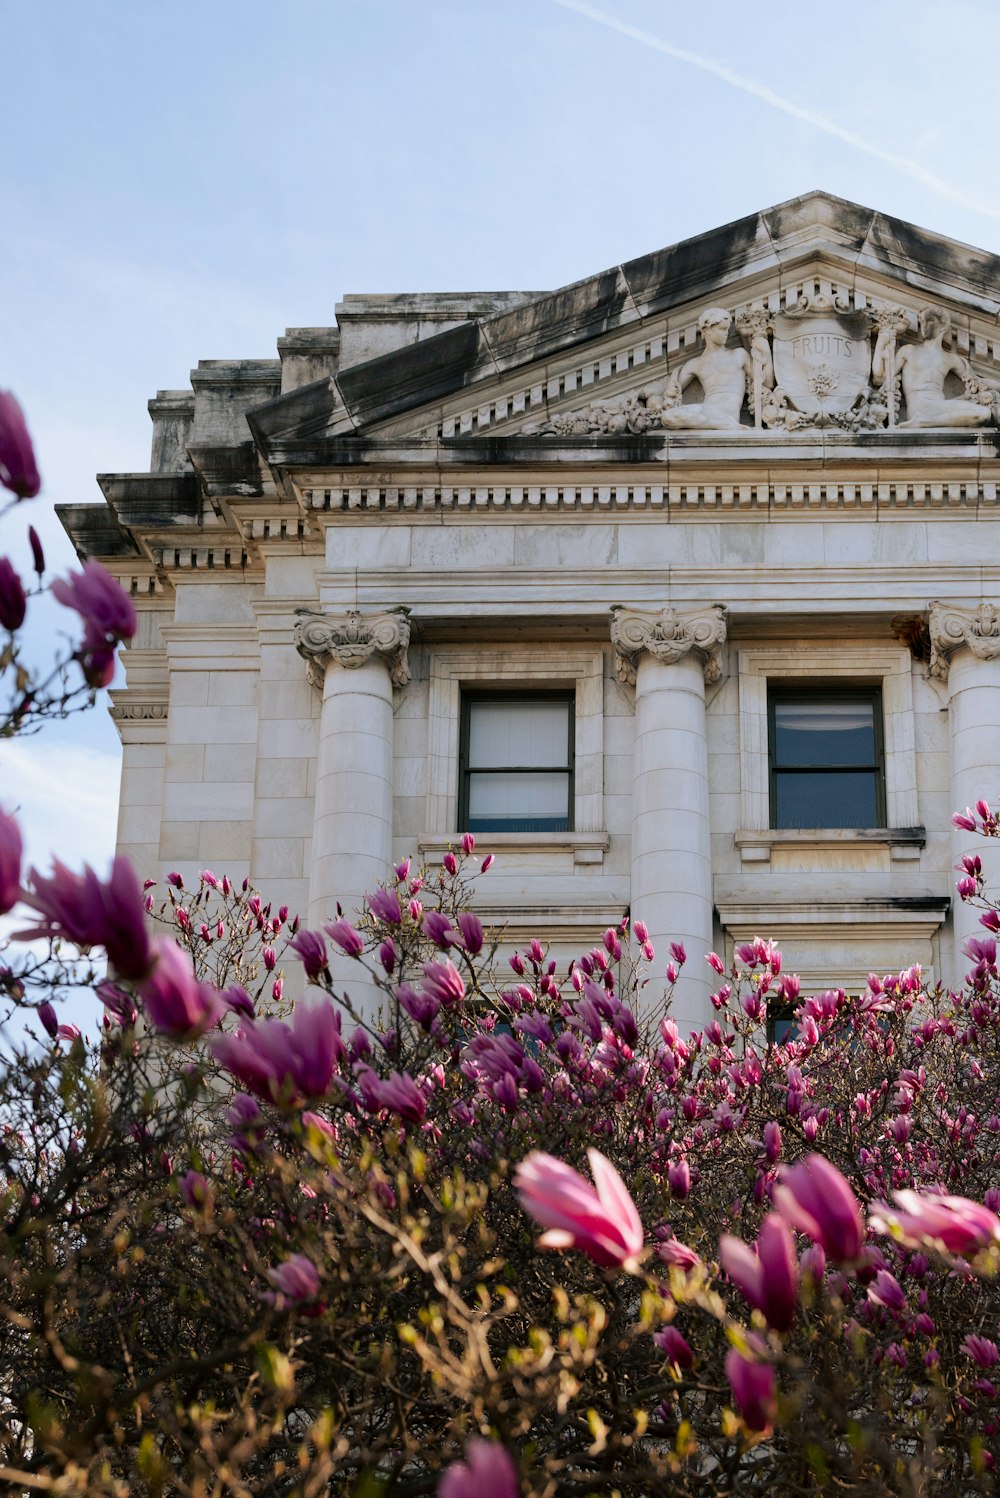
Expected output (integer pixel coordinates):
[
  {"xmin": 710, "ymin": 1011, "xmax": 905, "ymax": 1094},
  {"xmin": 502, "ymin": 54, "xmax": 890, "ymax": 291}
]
[
  {"xmin": 422, "ymin": 911, "xmax": 455, "ymax": 948},
  {"xmin": 51, "ymin": 561, "xmax": 136, "ymax": 686},
  {"xmin": 668, "ymin": 1156, "xmax": 690, "ymax": 1200},
  {"xmin": 0, "ymin": 807, "xmax": 22, "ymax": 915},
  {"xmin": 18, "ymin": 854, "xmax": 151, "ymax": 980},
  {"xmin": 0, "ymin": 558, "xmax": 26, "ymax": 632},
  {"xmin": 368, "ymin": 887, "xmax": 402, "ymax": 924},
  {"xmin": 38, "ymin": 1000, "xmax": 59, "ymax": 1039},
  {"xmin": 0, "ymin": 392, "xmax": 41, "ymax": 498},
  {"xmin": 324, "ymin": 918, "xmax": 364, "ymax": 957},
  {"xmin": 220, "ymin": 983, "xmax": 254, "ymax": 1019},
  {"xmin": 460, "ymin": 832, "xmax": 476, "ymax": 855},
  {"xmin": 178, "ymin": 1171, "xmax": 212, "ymax": 1210},
  {"xmin": 456, "ymin": 910, "xmax": 484, "ymax": 955},
  {"xmin": 421, "ymin": 958, "xmax": 465, "ymax": 1007},
  {"xmin": 480, "ymin": 853, "xmax": 495, "ymax": 873},
  {"xmin": 211, "ymin": 1001, "xmax": 345, "ymax": 1103},
  {"xmin": 725, "ymin": 1346, "xmax": 776, "ymax": 1433},
  {"xmin": 357, "ymin": 1067, "xmax": 426, "ymax": 1125},
  {"xmin": 773, "ymin": 1154, "xmax": 865, "ymax": 1264},
  {"xmin": 289, "ymin": 928, "xmax": 329, "ymax": 979},
  {"xmin": 138, "ymin": 938, "xmax": 225, "ymax": 1038},
  {"xmin": 868, "ymin": 1269, "xmax": 907, "ymax": 1313},
  {"xmin": 656, "ymin": 1236, "xmax": 702, "ymax": 1273},
  {"xmin": 719, "ymin": 1213, "xmax": 799, "ymax": 1332},
  {"xmin": 963, "ymin": 1335, "xmax": 1000, "ymax": 1369},
  {"xmin": 654, "ymin": 1325, "xmax": 694, "ymax": 1369},
  {"xmin": 438, "ymin": 1439, "xmax": 518, "ymax": 1498},
  {"xmin": 870, "ymin": 1190, "xmax": 1000, "ymax": 1257},
  {"xmin": 263, "ymin": 1254, "xmax": 320, "ymax": 1306},
  {"xmin": 514, "ymin": 1148, "xmax": 644, "ymax": 1270}
]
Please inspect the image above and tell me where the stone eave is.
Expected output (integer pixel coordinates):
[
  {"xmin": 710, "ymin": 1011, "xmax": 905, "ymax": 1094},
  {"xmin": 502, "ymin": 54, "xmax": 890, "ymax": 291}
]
[
  {"xmin": 56, "ymin": 503, "xmax": 142, "ymax": 559},
  {"xmin": 264, "ymin": 426, "xmax": 1000, "ymax": 473},
  {"xmin": 187, "ymin": 442, "xmax": 264, "ymax": 497},
  {"xmin": 97, "ymin": 472, "xmax": 201, "ymax": 528}
]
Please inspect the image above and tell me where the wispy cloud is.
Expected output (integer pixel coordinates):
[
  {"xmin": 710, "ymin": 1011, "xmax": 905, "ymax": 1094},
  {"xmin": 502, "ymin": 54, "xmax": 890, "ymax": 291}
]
[{"xmin": 551, "ymin": 0, "xmax": 1000, "ymax": 222}]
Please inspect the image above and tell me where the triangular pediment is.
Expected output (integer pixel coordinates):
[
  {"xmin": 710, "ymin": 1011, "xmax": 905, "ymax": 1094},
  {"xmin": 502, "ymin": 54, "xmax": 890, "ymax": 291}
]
[{"xmin": 249, "ymin": 192, "xmax": 1000, "ymax": 459}]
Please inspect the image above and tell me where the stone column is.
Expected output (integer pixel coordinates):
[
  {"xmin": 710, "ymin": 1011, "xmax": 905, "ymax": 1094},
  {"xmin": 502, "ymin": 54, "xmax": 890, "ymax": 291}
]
[
  {"xmin": 929, "ymin": 602, "xmax": 1000, "ymax": 978},
  {"xmin": 295, "ymin": 607, "xmax": 410, "ymax": 1019},
  {"xmin": 611, "ymin": 605, "xmax": 726, "ymax": 1031}
]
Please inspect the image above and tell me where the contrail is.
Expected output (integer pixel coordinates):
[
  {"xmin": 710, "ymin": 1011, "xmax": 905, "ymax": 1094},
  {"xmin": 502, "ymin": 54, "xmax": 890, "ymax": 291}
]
[{"xmin": 551, "ymin": 0, "xmax": 1000, "ymax": 223}]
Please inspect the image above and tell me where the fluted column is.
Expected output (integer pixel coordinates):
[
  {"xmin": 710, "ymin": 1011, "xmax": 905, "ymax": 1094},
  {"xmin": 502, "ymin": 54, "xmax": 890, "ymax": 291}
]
[
  {"xmin": 929, "ymin": 602, "xmax": 1000, "ymax": 978},
  {"xmin": 611, "ymin": 605, "xmax": 726, "ymax": 1030},
  {"xmin": 295, "ymin": 607, "xmax": 410, "ymax": 1017}
]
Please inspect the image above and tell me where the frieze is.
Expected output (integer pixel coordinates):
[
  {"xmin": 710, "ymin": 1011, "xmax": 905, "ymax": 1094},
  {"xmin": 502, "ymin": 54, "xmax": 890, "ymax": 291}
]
[
  {"xmin": 610, "ymin": 604, "xmax": 727, "ymax": 686},
  {"xmin": 294, "ymin": 607, "xmax": 411, "ymax": 687},
  {"xmin": 519, "ymin": 299, "xmax": 999, "ymax": 438}
]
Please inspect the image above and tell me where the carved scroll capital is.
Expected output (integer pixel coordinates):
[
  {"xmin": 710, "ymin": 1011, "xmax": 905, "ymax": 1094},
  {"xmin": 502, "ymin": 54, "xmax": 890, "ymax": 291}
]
[
  {"xmin": 294, "ymin": 607, "xmax": 411, "ymax": 687},
  {"xmin": 928, "ymin": 601, "xmax": 1000, "ymax": 680},
  {"xmin": 610, "ymin": 605, "xmax": 727, "ymax": 686}
]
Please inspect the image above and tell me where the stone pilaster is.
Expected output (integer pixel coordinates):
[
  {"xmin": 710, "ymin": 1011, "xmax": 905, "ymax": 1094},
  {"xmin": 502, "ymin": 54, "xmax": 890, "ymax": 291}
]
[
  {"xmin": 295, "ymin": 608, "xmax": 410, "ymax": 1019},
  {"xmin": 928, "ymin": 602, "xmax": 1000, "ymax": 976},
  {"xmin": 611, "ymin": 605, "xmax": 726, "ymax": 1029}
]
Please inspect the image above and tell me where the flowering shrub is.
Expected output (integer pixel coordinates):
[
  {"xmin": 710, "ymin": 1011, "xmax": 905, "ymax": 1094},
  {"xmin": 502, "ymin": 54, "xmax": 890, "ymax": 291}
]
[{"xmin": 3, "ymin": 396, "xmax": 1000, "ymax": 1495}]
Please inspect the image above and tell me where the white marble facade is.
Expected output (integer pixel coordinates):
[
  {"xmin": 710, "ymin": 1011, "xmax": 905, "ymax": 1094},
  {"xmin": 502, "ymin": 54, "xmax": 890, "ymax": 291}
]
[{"xmin": 60, "ymin": 193, "xmax": 1000, "ymax": 1024}]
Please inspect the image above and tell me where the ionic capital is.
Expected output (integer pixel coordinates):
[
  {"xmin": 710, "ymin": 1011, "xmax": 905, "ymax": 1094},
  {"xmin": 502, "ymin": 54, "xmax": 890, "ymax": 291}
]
[
  {"xmin": 294, "ymin": 607, "xmax": 411, "ymax": 687},
  {"xmin": 928, "ymin": 601, "xmax": 1000, "ymax": 681},
  {"xmin": 610, "ymin": 604, "xmax": 727, "ymax": 686}
]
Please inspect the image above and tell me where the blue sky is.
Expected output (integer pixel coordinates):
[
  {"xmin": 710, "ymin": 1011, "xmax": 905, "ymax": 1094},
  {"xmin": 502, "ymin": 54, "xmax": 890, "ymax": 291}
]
[{"xmin": 4, "ymin": 0, "xmax": 1000, "ymax": 908}]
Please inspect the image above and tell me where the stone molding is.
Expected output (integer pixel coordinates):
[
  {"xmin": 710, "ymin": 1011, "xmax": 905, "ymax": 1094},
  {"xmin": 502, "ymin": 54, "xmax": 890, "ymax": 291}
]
[
  {"xmin": 110, "ymin": 701, "xmax": 168, "ymax": 722},
  {"xmin": 294, "ymin": 607, "xmax": 411, "ymax": 687},
  {"xmin": 610, "ymin": 605, "xmax": 727, "ymax": 686},
  {"xmin": 300, "ymin": 476, "xmax": 1000, "ymax": 514},
  {"xmin": 928, "ymin": 601, "xmax": 1000, "ymax": 680}
]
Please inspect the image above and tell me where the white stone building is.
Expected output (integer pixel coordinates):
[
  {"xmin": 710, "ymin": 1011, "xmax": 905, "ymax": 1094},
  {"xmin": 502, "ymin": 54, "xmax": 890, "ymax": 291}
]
[{"xmin": 60, "ymin": 192, "xmax": 1000, "ymax": 1026}]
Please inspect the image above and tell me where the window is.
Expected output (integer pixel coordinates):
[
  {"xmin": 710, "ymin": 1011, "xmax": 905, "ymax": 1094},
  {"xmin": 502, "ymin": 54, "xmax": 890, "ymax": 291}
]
[
  {"xmin": 768, "ymin": 685, "xmax": 885, "ymax": 829},
  {"xmin": 459, "ymin": 692, "xmax": 574, "ymax": 833}
]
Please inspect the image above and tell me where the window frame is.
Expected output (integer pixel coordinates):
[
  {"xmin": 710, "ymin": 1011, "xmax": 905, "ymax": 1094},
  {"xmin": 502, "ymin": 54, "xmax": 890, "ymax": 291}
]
[
  {"xmin": 766, "ymin": 681, "xmax": 887, "ymax": 831},
  {"xmin": 736, "ymin": 644, "xmax": 919, "ymax": 837},
  {"xmin": 458, "ymin": 689, "xmax": 576, "ymax": 834}
]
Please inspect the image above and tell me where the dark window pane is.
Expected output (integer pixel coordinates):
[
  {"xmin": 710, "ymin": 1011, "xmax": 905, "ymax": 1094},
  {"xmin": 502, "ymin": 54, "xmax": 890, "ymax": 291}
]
[
  {"xmin": 773, "ymin": 699, "xmax": 875, "ymax": 768},
  {"xmin": 774, "ymin": 770, "xmax": 878, "ymax": 828},
  {"xmin": 769, "ymin": 1012, "xmax": 800, "ymax": 1045},
  {"xmin": 468, "ymin": 814, "xmax": 570, "ymax": 832}
]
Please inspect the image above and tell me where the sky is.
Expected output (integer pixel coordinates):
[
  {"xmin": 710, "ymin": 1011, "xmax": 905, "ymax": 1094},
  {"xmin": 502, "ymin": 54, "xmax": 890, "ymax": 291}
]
[{"xmin": 4, "ymin": 0, "xmax": 1000, "ymax": 1028}]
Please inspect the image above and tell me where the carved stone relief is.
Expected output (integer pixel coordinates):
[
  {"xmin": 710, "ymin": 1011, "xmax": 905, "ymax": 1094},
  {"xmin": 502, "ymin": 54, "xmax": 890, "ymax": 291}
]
[
  {"xmin": 295, "ymin": 607, "xmax": 411, "ymax": 687},
  {"xmin": 610, "ymin": 605, "xmax": 727, "ymax": 686},
  {"xmin": 524, "ymin": 298, "xmax": 998, "ymax": 437},
  {"xmin": 928, "ymin": 602, "xmax": 1000, "ymax": 680}
]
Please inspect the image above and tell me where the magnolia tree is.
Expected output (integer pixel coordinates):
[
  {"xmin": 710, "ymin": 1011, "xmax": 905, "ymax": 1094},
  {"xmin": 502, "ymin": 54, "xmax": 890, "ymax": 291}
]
[{"xmin": 2, "ymin": 394, "xmax": 1000, "ymax": 1497}]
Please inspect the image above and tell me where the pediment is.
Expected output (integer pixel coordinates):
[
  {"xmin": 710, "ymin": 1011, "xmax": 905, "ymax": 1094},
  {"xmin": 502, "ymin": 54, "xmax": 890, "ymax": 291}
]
[{"xmin": 249, "ymin": 192, "xmax": 1000, "ymax": 460}]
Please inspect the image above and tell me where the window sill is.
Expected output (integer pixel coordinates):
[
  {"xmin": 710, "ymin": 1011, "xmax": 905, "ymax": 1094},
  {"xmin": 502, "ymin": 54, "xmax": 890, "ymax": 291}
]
[
  {"xmin": 419, "ymin": 832, "xmax": 609, "ymax": 867},
  {"xmin": 736, "ymin": 827, "xmax": 926, "ymax": 865}
]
